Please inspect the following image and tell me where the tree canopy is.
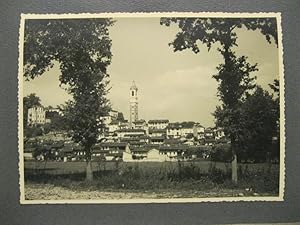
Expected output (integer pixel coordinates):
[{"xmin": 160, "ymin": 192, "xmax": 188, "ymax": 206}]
[
  {"xmin": 24, "ymin": 19, "xmax": 113, "ymax": 83},
  {"xmin": 240, "ymin": 86, "xmax": 279, "ymax": 162},
  {"xmin": 23, "ymin": 93, "xmax": 42, "ymax": 108},
  {"xmin": 160, "ymin": 18, "xmax": 278, "ymax": 53}
]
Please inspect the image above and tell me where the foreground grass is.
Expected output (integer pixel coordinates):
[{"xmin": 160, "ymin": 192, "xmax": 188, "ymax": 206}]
[
  {"xmin": 24, "ymin": 160, "xmax": 278, "ymax": 175},
  {"xmin": 24, "ymin": 161, "xmax": 279, "ymax": 200}
]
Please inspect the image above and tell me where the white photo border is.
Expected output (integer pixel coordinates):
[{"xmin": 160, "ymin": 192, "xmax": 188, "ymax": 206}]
[{"xmin": 18, "ymin": 12, "xmax": 285, "ymax": 204}]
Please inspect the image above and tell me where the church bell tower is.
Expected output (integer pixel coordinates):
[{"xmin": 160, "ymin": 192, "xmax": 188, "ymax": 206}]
[{"xmin": 129, "ymin": 81, "xmax": 138, "ymax": 128}]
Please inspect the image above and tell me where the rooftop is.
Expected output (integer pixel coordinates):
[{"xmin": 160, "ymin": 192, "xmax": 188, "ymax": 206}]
[
  {"xmin": 93, "ymin": 142, "xmax": 128, "ymax": 149},
  {"xmin": 133, "ymin": 120, "xmax": 146, "ymax": 124},
  {"xmin": 109, "ymin": 121, "xmax": 119, "ymax": 125},
  {"xmin": 148, "ymin": 119, "xmax": 169, "ymax": 124},
  {"xmin": 131, "ymin": 147, "xmax": 150, "ymax": 153},
  {"xmin": 123, "ymin": 133, "xmax": 145, "ymax": 137},
  {"xmin": 120, "ymin": 136, "xmax": 150, "ymax": 142},
  {"xmin": 159, "ymin": 144, "xmax": 189, "ymax": 151},
  {"xmin": 150, "ymin": 136, "xmax": 165, "ymax": 140},
  {"xmin": 116, "ymin": 128, "xmax": 146, "ymax": 133},
  {"xmin": 149, "ymin": 129, "xmax": 167, "ymax": 133},
  {"xmin": 167, "ymin": 123, "xmax": 182, "ymax": 129},
  {"xmin": 164, "ymin": 138, "xmax": 183, "ymax": 145}
]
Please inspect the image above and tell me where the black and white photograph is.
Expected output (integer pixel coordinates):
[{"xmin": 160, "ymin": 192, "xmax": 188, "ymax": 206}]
[{"xmin": 18, "ymin": 13, "xmax": 285, "ymax": 203}]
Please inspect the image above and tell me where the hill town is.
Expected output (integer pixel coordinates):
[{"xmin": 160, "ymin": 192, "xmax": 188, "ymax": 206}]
[{"xmin": 24, "ymin": 81, "xmax": 226, "ymax": 163}]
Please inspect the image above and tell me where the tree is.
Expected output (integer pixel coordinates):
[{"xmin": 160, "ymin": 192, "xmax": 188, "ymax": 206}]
[
  {"xmin": 24, "ymin": 19, "xmax": 114, "ymax": 181},
  {"xmin": 269, "ymin": 79, "xmax": 280, "ymax": 95},
  {"xmin": 240, "ymin": 86, "xmax": 279, "ymax": 162},
  {"xmin": 117, "ymin": 112, "xmax": 125, "ymax": 122},
  {"xmin": 268, "ymin": 79, "xmax": 280, "ymax": 161},
  {"xmin": 24, "ymin": 126, "xmax": 44, "ymax": 138},
  {"xmin": 62, "ymin": 82, "xmax": 110, "ymax": 181},
  {"xmin": 161, "ymin": 17, "xmax": 278, "ymax": 183},
  {"xmin": 44, "ymin": 108, "xmax": 66, "ymax": 132},
  {"xmin": 269, "ymin": 79, "xmax": 280, "ymax": 123},
  {"xmin": 210, "ymin": 143, "xmax": 232, "ymax": 163},
  {"xmin": 50, "ymin": 113, "xmax": 66, "ymax": 132},
  {"xmin": 213, "ymin": 51, "xmax": 257, "ymax": 179},
  {"xmin": 23, "ymin": 93, "xmax": 42, "ymax": 127}
]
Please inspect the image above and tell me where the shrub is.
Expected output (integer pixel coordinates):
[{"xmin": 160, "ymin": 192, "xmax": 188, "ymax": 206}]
[
  {"xmin": 238, "ymin": 163, "xmax": 279, "ymax": 194},
  {"xmin": 208, "ymin": 163, "xmax": 230, "ymax": 184},
  {"xmin": 210, "ymin": 144, "xmax": 232, "ymax": 162}
]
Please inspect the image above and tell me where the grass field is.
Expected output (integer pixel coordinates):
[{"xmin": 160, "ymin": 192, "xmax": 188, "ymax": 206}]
[
  {"xmin": 24, "ymin": 160, "xmax": 280, "ymax": 200},
  {"xmin": 24, "ymin": 160, "xmax": 278, "ymax": 175}
]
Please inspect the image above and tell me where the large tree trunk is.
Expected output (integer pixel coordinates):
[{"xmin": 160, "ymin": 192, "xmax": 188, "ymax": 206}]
[
  {"xmin": 86, "ymin": 160, "xmax": 93, "ymax": 181},
  {"xmin": 85, "ymin": 149, "xmax": 93, "ymax": 181},
  {"xmin": 231, "ymin": 135, "xmax": 238, "ymax": 184},
  {"xmin": 231, "ymin": 149, "xmax": 238, "ymax": 184}
]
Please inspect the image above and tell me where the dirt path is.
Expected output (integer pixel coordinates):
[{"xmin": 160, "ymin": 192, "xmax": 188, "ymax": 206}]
[
  {"xmin": 24, "ymin": 183, "xmax": 268, "ymax": 200},
  {"xmin": 25, "ymin": 183, "xmax": 159, "ymax": 200}
]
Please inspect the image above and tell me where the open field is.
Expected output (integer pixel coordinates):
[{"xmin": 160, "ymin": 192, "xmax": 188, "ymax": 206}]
[
  {"xmin": 24, "ymin": 160, "xmax": 279, "ymax": 175},
  {"xmin": 23, "ymin": 160, "xmax": 279, "ymax": 200}
]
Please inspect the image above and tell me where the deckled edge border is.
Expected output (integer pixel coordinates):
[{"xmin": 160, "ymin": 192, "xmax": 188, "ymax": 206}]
[
  {"xmin": 17, "ymin": 12, "xmax": 286, "ymax": 204},
  {"xmin": 18, "ymin": 13, "xmax": 25, "ymax": 204}
]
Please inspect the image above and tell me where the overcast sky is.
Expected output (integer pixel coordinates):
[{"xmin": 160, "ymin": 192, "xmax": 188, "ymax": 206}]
[{"xmin": 23, "ymin": 17, "xmax": 279, "ymax": 127}]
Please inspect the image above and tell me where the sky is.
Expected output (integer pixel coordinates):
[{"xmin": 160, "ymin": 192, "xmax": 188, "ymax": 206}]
[{"xmin": 23, "ymin": 17, "xmax": 279, "ymax": 127}]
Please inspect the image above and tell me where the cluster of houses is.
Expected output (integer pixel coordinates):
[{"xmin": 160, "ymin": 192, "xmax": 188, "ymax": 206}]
[
  {"xmin": 100, "ymin": 110, "xmax": 225, "ymax": 145},
  {"xmin": 24, "ymin": 109, "xmax": 227, "ymax": 162},
  {"xmin": 24, "ymin": 138, "xmax": 214, "ymax": 162}
]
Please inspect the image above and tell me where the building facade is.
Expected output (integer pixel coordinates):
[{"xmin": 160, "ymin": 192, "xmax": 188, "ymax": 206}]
[
  {"xmin": 27, "ymin": 107, "xmax": 46, "ymax": 126},
  {"xmin": 148, "ymin": 119, "xmax": 169, "ymax": 129}
]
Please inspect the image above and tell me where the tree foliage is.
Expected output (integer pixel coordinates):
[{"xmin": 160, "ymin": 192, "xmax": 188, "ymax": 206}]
[
  {"xmin": 213, "ymin": 51, "xmax": 258, "ymax": 155},
  {"xmin": 269, "ymin": 79, "xmax": 280, "ymax": 120},
  {"xmin": 240, "ymin": 86, "xmax": 279, "ymax": 162},
  {"xmin": 160, "ymin": 18, "xmax": 277, "ymax": 53},
  {"xmin": 44, "ymin": 110, "xmax": 66, "ymax": 132},
  {"xmin": 269, "ymin": 79, "xmax": 280, "ymax": 95},
  {"xmin": 210, "ymin": 143, "xmax": 232, "ymax": 162},
  {"xmin": 24, "ymin": 125, "xmax": 43, "ymax": 138},
  {"xmin": 23, "ymin": 93, "xmax": 42, "ymax": 108},
  {"xmin": 24, "ymin": 19, "xmax": 113, "ymax": 82},
  {"xmin": 62, "ymin": 84, "xmax": 110, "ymax": 155}
]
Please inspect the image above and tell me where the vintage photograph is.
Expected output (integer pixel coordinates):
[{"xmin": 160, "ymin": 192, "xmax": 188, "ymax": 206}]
[{"xmin": 18, "ymin": 13, "xmax": 285, "ymax": 203}]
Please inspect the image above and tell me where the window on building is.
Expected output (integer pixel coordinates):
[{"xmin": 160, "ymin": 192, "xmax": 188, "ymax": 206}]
[{"xmin": 132, "ymin": 91, "xmax": 134, "ymax": 96}]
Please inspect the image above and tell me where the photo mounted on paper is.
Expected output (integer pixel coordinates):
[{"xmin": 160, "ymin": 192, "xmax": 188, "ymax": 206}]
[{"xmin": 18, "ymin": 12, "xmax": 285, "ymax": 204}]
